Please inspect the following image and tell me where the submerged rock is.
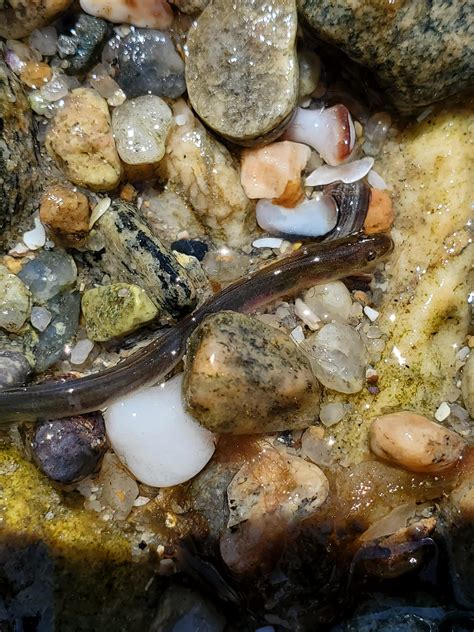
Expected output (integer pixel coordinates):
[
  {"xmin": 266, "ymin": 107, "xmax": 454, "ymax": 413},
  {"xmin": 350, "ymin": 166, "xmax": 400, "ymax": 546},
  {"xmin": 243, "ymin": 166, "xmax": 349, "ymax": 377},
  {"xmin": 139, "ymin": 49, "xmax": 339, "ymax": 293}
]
[
  {"xmin": 0, "ymin": 350, "xmax": 31, "ymax": 388},
  {"xmin": 0, "ymin": 55, "xmax": 41, "ymax": 242},
  {"xmin": 31, "ymin": 412, "xmax": 107, "ymax": 484},
  {"xmin": 184, "ymin": 311, "xmax": 321, "ymax": 434},
  {"xmin": 116, "ymin": 29, "xmax": 185, "ymax": 99},
  {"xmin": 45, "ymin": 88, "xmax": 122, "ymax": 191},
  {"xmin": 297, "ymin": 0, "xmax": 474, "ymax": 112},
  {"xmin": 157, "ymin": 101, "xmax": 255, "ymax": 247},
  {"xmin": 0, "ymin": 266, "xmax": 31, "ymax": 333},
  {"xmin": 39, "ymin": 184, "xmax": 91, "ymax": 247},
  {"xmin": 150, "ymin": 586, "xmax": 226, "ymax": 632},
  {"xmin": 186, "ymin": 0, "xmax": 299, "ymax": 145},
  {"xmin": 95, "ymin": 200, "xmax": 197, "ymax": 321},
  {"xmin": 57, "ymin": 13, "xmax": 111, "ymax": 76},
  {"xmin": 18, "ymin": 250, "xmax": 77, "ymax": 304},
  {"xmin": 81, "ymin": 283, "xmax": 158, "ymax": 342}
]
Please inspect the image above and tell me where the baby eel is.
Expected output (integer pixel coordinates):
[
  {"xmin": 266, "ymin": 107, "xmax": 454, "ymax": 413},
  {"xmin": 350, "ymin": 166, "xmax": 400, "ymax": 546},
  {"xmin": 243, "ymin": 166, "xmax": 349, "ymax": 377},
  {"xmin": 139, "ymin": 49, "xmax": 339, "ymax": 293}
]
[{"xmin": 0, "ymin": 234, "xmax": 393, "ymax": 423}]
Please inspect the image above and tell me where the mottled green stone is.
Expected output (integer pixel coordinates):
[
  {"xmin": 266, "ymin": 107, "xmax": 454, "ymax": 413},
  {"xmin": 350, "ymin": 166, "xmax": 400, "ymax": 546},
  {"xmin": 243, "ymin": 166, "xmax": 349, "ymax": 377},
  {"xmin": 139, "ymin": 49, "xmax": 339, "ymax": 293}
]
[
  {"xmin": 0, "ymin": 265, "xmax": 31, "ymax": 333},
  {"xmin": 82, "ymin": 283, "xmax": 158, "ymax": 342}
]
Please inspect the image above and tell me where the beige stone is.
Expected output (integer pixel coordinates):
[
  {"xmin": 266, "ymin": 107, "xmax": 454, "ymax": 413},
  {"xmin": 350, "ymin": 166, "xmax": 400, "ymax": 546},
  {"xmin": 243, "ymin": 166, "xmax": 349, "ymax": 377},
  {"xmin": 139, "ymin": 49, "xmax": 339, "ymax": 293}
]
[
  {"xmin": 45, "ymin": 88, "xmax": 122, "ymax": 192},
  {"xmin": 0, "ymin": 0, "xmax": 72, "ymax": 39},
  {"xmin": 40, "ymin": 184, "xmax": 90, "ymax": 246}
]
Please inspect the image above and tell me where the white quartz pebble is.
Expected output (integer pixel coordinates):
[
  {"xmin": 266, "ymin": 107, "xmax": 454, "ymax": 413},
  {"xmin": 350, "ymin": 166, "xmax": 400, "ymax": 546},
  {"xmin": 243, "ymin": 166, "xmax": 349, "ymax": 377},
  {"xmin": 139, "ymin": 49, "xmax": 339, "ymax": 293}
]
[
  {"xmin": 303, "ymin": 281, "xmax": 353, "ymax": 323},
  {"xmin": 80, "ymin": 0, "xmax": 173, "ymax": 29},
  {"xmin": 105, "ymin": 374, "xmax": 217, "ymax": 487},
  {"xmin": 23, "ymin": 217, "xmax": 46, "ymax": 250},
  {"xmin": 305, "ymin": 157, "xmax": 374, "ymax": 186},
  {"xmin": 256, "ymin": 194, "xmax": 338, "ymax": 237}
]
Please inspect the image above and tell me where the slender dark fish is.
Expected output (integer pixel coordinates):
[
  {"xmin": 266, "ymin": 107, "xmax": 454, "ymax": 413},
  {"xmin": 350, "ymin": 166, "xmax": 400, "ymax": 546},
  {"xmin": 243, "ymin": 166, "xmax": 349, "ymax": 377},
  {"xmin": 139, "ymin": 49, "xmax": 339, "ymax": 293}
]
[{"xmin": 0, "ymin": 234, "xmax": 392, "ymax": 423}]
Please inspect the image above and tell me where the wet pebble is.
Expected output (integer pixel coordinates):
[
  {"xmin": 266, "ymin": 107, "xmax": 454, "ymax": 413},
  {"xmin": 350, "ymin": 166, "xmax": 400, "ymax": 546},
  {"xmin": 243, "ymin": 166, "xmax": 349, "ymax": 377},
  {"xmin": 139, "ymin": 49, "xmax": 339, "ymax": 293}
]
[
  {"xmin": 97, "ymin": 452, "xmax": 139, "ymax": 519},
  {"xmin": 0, "ymin": 265, "xmax": 31, "ymax": 333},
  {"xmin": 105, "ymin": 373, "xmax": 216, "ymax": 487},
  {"xmin": 18, "ymin": 250, "xmax": 77, "ymax": 304},
  {"xmin": 57, "ymin": 14, "xmax": 110, "ymax": 76},
  {"xmin": 183, "ymin": 311, "xmax": 321, "ymax": 434},
  {"xmin": 35, "ymin": 291, "xmax": 81, "ymax": 372},
  {"xmin": 112, "ymin": 95, "xmax": 172, "ymax": 166},
  {"xmin": 31, "ymin": 411, "xmax": 107, "ymax": 484},
  {"xmin": 461, "ymin": 353, "xmax": 473, "ymax": 417},
  {"xmin": 45, "ymin": 88, "xmax": 122, "ymax": 191},
  {"xmin": 240, "ymin": 141, "xmax": 310, "ymax": 201},
  {"xmin": 186, "ymin": 0, "xmax": 298, "ymax": 145},
  {"xmin": 303, "ymin": 323, "xmax": 367, "ymax": 394},
  {"xmin": 0, "ymin": 350, "xmax": 31, "ymax": 389},
  {"xmin": 116, "ymin": 29, "xmax": 185, "ymax": 99},
  {"xmin": 256, "ymin": 195, "xmax": 338, "ymax": 238},
  {"xmin": 298, "ymin": 49, "xmax": 321, "ymax": 98},
  {"xmin": 39, "ymin": 184, "xmax": 91, "ymax": 246},
  {"xmin": 364, "ymin": 188, "xmax": 394, "ymax": 235},
  {"xmin": 171, "ymin": 239, "xmax": 208, "ymax": 261},
  {"xmin": 369, "ymin": 412, "xmax": 466, "ymax": 473},
  {"xmin": 81, "ymin": 283, "xmax": 158, "ymax": 342},
  {"xmin": 80, "ymin": 0, "xmax": 173, "ymax": 29},
  {"xmin": 303, "ymin": 281, "xmax": 353, "ymax": 323}
]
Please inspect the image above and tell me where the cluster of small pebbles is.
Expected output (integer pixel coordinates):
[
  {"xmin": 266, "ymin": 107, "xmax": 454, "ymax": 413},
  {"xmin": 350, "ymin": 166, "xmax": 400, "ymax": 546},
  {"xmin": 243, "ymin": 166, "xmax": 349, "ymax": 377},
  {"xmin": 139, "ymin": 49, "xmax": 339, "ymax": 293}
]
[{"xmin": 0, "ymin": 0, "xmax": 472, "ymax": 629}]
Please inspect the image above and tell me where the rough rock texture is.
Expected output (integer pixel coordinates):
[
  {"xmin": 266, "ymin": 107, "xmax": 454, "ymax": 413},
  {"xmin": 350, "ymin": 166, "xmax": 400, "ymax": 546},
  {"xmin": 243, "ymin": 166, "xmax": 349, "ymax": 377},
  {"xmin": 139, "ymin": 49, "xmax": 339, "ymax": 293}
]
[
  {"xmin": 157, "ymin": 102, "xmax": 255, "ymax": 247},
  {"xmin": 95, "ymin": 200, "xmax": 197, "ymax": 321},
  {"xmin": 39, "ymin": 184, "xmax": 91, "ymax": 246},
  {"xmin": 184, "ymin": 311, "xmax": 321, "ymax": 433},
  {"xmin": 0, "ymin": 54, "xmax": 41, "ymax": 244},
  {"xmin": 462, "ymin": 353, "xmax": 474, "ymax": 418},
  {"xmin": 0, "ymin": 0, "xmax": 72, "ymax": 39},
  {"xmin": 186, "ymin": 0, "xmax": 299, "ymax": 144},
  {"xmin": 45, "ymin": 88, "xmax": 122, "ymax": 191},
  {"xmin": 298, "ymin": 0, "xmax": 474, "ymax": 112},
  {"xmin": 58, "ymin": 13, "xmax": 111, "ymax": 76}
]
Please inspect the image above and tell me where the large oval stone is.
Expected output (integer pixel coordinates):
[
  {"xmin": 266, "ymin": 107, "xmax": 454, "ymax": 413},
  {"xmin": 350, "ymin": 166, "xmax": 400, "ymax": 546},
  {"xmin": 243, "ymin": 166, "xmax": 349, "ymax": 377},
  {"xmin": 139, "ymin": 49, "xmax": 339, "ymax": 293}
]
[
  {"xmin": 183, "ymin": 311, "xmax": 320, "ymax": 434},
  {"xmin": 297, "ymin": 0, "xmax": 473, "ymax": 113},
  {"xmin": 185, "ymin": 0, "xmax": 299, "ymax": 145}
]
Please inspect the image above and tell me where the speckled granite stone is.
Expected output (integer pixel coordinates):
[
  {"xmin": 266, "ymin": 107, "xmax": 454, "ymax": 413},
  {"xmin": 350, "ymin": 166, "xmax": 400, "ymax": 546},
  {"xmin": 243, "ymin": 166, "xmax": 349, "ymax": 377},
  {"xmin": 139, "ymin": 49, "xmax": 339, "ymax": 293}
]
[
  {"xmin": 298, "ymin": 0, "xmax": 474, "ymax": 112},
  {"xmin": 0, "ymin": 52, "xmax": 41, "ymax": 243},
  {"xmin": 186, "ymin": 0, "xmax": 299, "ymax": 145}
]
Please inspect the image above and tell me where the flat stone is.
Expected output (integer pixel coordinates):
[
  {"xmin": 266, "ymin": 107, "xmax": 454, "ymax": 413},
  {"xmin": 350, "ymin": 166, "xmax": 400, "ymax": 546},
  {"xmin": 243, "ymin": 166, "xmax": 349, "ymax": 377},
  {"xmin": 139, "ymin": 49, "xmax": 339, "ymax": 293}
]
[
  {"xmin": 112, "ymin": 96, "xmax": 172, "ymax": 166},
  {"xmin": 183, "ymin": 311, "xmax": 320, "ymax": 434},
  {"xmin": 0, "ymin": 265, "xmax": 31, "ymax": 333},
  {"xmin": 57, "ymin": 14, "xmax": 111, "ymax": 76},
  {"xmin": 81, "ymin": 283, "xmax": 158, "ymax": 342},
  {"xmin": 116, "ymin": 29, "xmax": 185, "ymax": 100},
  {"xmin": 185, "ymin": 0, "xmax": 299, "ymax": 145},
  {"xmin": 35, "ymin": 291, "xmax": 81, "ymax": 372},
  {"xmin": 95, "ymin": 200, "xmax": 196, "ymax": 321},
  {"xmin": 45, "ymin": 88, "xmax": 122, "ymax": 192},
  {"xmin": 297, "ymin": 0, "xmax": 474, "ymax": 113}
]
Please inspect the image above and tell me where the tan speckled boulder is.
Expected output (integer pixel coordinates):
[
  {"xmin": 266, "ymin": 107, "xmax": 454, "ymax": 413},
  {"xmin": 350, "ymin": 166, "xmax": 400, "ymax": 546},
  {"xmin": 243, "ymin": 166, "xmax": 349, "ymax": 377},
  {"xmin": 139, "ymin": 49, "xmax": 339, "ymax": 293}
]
[
  {"xmin": 46, "ymin": 88, "xmax": 122, "ymax": 192},
  {"xmin": 183, "ymin": 311, "xmax": 321, "ymax": 434}
]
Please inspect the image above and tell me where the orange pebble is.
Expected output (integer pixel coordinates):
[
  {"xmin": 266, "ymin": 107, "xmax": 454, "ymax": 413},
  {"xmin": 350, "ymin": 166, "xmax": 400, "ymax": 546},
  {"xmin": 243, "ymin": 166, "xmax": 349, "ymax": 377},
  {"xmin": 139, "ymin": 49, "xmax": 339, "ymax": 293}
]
[
  {"xmin": 364, "ymin": 188, "xmax": 394, "ymax": 234},
  {"xmin": 20, "ymin": 61, "xmax": 52, "ymax": 88}
]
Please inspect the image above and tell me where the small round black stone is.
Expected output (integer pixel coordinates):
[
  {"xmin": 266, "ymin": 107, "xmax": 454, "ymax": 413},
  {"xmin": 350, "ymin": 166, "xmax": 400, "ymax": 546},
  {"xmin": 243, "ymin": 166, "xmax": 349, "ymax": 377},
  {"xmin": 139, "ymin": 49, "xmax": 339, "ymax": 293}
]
[{"xmin": 171, "ymin": 239, "xmax": 209, "ymax": 262}]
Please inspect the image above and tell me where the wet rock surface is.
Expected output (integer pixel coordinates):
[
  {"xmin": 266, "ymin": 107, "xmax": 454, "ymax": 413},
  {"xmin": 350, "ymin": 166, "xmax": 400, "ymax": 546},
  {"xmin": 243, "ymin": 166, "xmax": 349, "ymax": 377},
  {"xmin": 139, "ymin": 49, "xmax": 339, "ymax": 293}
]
[
  {"xmin": 18, "ymin": 250, "xmax": 77, "ymax": 304},
  {"xmin": 0, "ymin": 56, "xmax": 41, "ymax": 242},
  {"xmin": 184, "ymin": 311, "xmax": 321, "ymax": 433},
  {"xmin": 45, "ymin": 87, "xmax": 122, "ymax": 191},
  {"xmin": 461, "ymin": 353, "xmax": 473, "ymax": 417},
  {"xmin": 0, "ymin": 0, "xmax": 72, "ymax": 39},
  {"xmin": 150, "ymin": 585, "xmax": 226, "ymax": 632},
  {"xmin": 0, "ymin": 265, "xmax": 32, "ymax": 333},
  {"xmin": 297, "ymin": 0, "xmax": 474, "ymax": 112},
  {"xmin": 39, "ymin": 184, "xmax": 91, "ymax": 246},
  {"xmin": 157, "ymin": 102, "xmax": 255, "ymax": 247},
  {"xmin": 58, "ymin": 13, "xmax": 111, "ymax": 75},
  {"xmin": 31, "ymin": 412, "xmax": 107, "ymax": 484},
  {"xmin": 186, "ymin": 0, "xmax": 299, "ymax": 144},
  {"xmin": 95, "ymin": 200, "xmax": 197, "ymax": 321},
  {"xmin": 0, "ymin": 350, "xmax": 31, "ymax": 388},
  {"xmin": 116, "ymin": 29, "xmax": 185, "ymax": 99}
]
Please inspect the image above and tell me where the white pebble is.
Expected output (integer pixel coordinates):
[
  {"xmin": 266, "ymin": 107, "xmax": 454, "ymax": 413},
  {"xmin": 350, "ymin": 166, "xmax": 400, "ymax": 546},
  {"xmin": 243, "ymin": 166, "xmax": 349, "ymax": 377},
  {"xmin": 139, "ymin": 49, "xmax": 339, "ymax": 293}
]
[
  {"xmin": 133, "ymin": 496, "xmax": 151, "ymax": 507},
  {"xmin": 30, "ymin": 306, "xmax": 52, "ymax": 332},
  {"xmin": 252, "ymin": 237, "xmax": 284, "ymax": 249},
  {"xmin": 23, "ymin": 218, "xmax": 46, "ymax": 250},
  {"xmin": 364, "ymin": 306, "xmax": 379, "ymax": 322},
  {"xmin": 256, "ymin": 194, "xmax": 338, "ymax": 237},
  {"xmin": 104, "ymin": 374, "xmax": 216, "ymax": 487},
  {"xmin": 456, "ymin": 346, "xmax": 470, "ymax": 362},
  {"xmin": 69, "ymin": 338, "xmax": 95, "ymax": 365},
  {"xmin": 435, "ymin": 401, "xmax": 451, "ymax": 422},
  {"xmin": 8, "ymin": 242, "xmax": 30, "ymax": 256},
  {"xmin": 319, "ymin": 402, "xmax": 345, "ymax": 426},
  {"xmin": 295, "ymin": 298, "xmax": 320, "ymax": 330},
  {"xmin": 89, "ymin": 196, "xmax": 111, "ymax": 229},
  {"xmin": 305, "ymin": 157, "xmax": 374, "ymax": 186},
  {"xmin": 29, "ymin": 27, "xmax": 58, "ymax": 56},
  {"xmin": 304, "ymin": 281, "xmax": 353, "ymax": 323},
  {"xmin": 367, "ymin": 169, "xmax": 390, "ymax": 190},
  {"xmin": 290, "ymin": 325, "xmax": 305, "ymax": 344}
]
